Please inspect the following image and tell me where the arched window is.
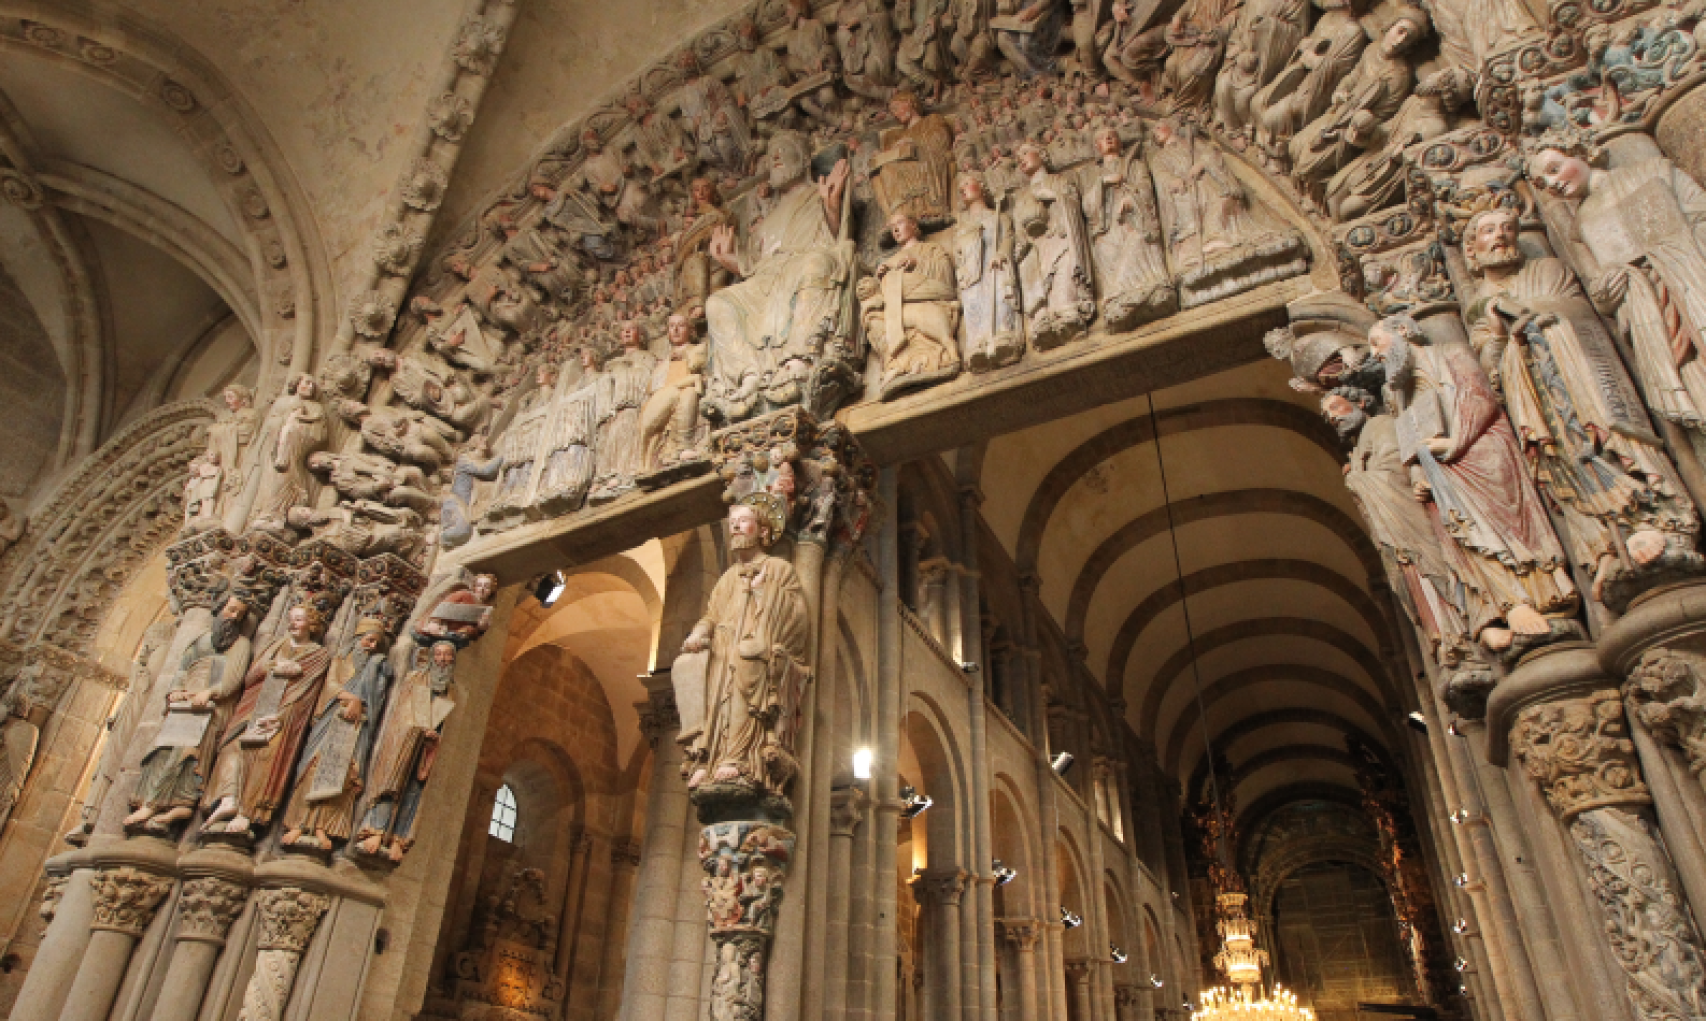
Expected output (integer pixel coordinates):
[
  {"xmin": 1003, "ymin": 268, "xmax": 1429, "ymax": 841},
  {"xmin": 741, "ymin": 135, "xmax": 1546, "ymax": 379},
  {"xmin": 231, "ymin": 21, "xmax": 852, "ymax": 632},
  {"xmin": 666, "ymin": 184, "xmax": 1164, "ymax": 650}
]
[{"xmin": 489, "ymin": 783, "xmax": 518, "ymax": 842}]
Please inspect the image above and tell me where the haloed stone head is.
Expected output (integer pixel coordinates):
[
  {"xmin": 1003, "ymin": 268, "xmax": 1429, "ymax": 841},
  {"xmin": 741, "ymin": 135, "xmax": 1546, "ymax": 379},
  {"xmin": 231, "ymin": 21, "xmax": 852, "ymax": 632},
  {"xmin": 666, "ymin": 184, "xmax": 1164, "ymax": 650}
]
[{"xmin": 1528, "ymin": 149, "xmax": 1593, "ymax": 200}]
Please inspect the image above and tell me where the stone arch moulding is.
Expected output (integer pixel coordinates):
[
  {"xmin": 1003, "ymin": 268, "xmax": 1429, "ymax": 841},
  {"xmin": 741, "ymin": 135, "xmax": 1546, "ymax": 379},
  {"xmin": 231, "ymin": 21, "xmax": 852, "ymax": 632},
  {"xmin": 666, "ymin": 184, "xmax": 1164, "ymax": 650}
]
[
  {"xmin": 0, "ymin": 397, "xmax": 216, "ymax": 658},
  {"xmin": 0, "ymin": 0, "xmax": 334, "ymax": 387}
]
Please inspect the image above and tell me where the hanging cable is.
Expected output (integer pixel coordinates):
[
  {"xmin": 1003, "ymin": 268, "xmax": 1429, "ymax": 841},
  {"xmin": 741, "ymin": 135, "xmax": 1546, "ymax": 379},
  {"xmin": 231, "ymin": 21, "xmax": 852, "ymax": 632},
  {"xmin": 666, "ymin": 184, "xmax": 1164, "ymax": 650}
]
[{"xmin": 1145, "ymin": 392, "xmax": 1228, "ymax": 865}]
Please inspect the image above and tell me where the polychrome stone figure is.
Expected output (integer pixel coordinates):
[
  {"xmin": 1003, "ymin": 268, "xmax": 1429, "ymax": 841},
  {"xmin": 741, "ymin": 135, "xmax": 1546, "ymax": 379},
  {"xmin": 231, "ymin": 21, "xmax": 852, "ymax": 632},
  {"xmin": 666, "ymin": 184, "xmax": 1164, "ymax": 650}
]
[
  {"xmin": 859, "ymin": 213, "xmax": 962, "ymax": 399},
  {"xmin": 1531, "ymin": 146, "xmax": 1706, "ymax": 450},
  {"xmin": 1323, "ymin": 73, "xmax": 1457, "ymax": 222},
  {"xmin": 202, "ymin": 603, "xmax": 332, "ymax": 837},
  {"xmin": 954, "ymin": 174, "xmax": 1024, "ymax": 371},
  {"xmin": 1012, "ymin": 141, "xmax": 1094, "ymax": 349},
  {"xmin": 678, "ymin": 499, "xmax": 812, "ymax": 800},
  {"xmin": 592, "ymin": 321, "xmax": 659, "ymax": 498},
  {"xmin": 536, "ymin": 347, "xmax": 604, "ymax": 514},
  {"xmin": 442, "ymin": 434, "xmax": 502, "ymax": 548},
  {"xmin": 701, "ymin": 131, "xmax": 853, "ymax": 424},
  {"xmin": 1369, "ymin": 314, "xmax": 1578, "ymax": 652},
  {"xmin": 249, "ymin": 374, "xmax": 328, "ymax": 531},
  {"xmin": 640, "ymin": 314, "xmax": 708, "ymax": 470},
  {"xmin": 871, "ymin": 89, "xmax": 957, "ymax": 226},
  {"xmin": 1251, "ymin": 0, "xmax": 1368, "ymax": 170},
  {"xmin": 281, "ymin": 617, "xmax": 393, "ymax": 850},
  {"xmin": 356, "ymin": 639, "xmax": 459, "ymax": 862},
  {"xmin": 676, "ymin": 49, "xmax": 753, "ymax": 177},
  {"xmin": 1080, "ymin": 125, "xmax": 1175, "ymax": 331},
  {"xmin": 1463, "ymin": 207, "xmax": 1700, "ymax": 607},
  {"xmin": 1214, "ymin": 0, "xmax": 1309, "ymax": 145},
  {"xmin": 125, "ymin": 596, "xmax": 253, "ymax": 833}
]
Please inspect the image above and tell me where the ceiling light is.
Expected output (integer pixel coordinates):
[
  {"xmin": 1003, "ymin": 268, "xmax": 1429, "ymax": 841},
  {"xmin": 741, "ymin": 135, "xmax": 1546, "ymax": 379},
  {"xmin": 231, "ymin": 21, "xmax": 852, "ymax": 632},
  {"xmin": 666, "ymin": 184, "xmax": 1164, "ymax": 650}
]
[{"xmin": 852, "ymin": 747, "xmax": 873, "ymax": 780}]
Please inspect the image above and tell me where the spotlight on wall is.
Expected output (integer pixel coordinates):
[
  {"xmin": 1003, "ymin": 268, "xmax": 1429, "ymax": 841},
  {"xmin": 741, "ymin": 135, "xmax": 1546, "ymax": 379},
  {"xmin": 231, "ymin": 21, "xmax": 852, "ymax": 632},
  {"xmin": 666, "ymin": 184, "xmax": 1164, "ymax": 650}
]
[
  {"xmin": 853, "ymin": 747, "xmax": 874, "ymax": 780},
  {"xmin": 900, "ymin": 785, "xmax": 933, "ymax": 819},
  {"xmin": 1110, "ymin": 945, "xmax": 1129, "ymax": 964},
  {"xmin": 992, "ymin": 860, "xmax": 1017, "ymax": 886},
  {"xmin": 1459, "ymin": 986, "xmax": 1472, "ymax": 998},
  {"xmin": 1448, "ymin": 720, "xmax": 1464, "ymax": 737},
  {"xmin": 1449, "ymin": 809, "xmax": 1473, "ymax": 825},
  {"xmin": 1060, "ymin": 907, "xmax": 1083, "ymax": 929},
  {"xmin": 1051, "ymin": 752, "xmax": 1076, "ymax": 775},
  {"xmin": 960, "ymin": 661, "xmax": 981, "ymax": 674},
  {"xmin": 1406, "ymin": 711, "xmax": 1428, "ymax": 734},
  {"xmin": 534, "ymin": 571, "xmax": 566, "ymax": 607},
  {"xmin": 1149, "ymin": 975, "xmax": 1165, "ymax": 989},
  {"xmin": 1452, "ymin": 918, "xmax": 1474, "ymax": 935},
  {"xmin": 1453, "ymin": 957, "xmax": 1470, "ymax": 973},
  {"xmin": 1453, "ymin": 873, "xmax": 1471, "ymax": 888}
]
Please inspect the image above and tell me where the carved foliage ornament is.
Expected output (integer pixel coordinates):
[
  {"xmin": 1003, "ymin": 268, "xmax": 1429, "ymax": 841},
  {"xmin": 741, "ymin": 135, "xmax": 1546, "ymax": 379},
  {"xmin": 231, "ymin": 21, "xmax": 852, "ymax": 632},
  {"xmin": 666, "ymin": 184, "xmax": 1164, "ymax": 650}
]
[
  {"xmin": 177, "ymin": 877, "xmax": 249, "ymax": 943},
  {"xmin": 1626, "ymin": 648, "xmax": 1706, "ymax": 777},
  {"xmin": 252, "ymin": 887, "xmax": 330, "ymax": 954},
  {"xmin": 89, "ymin": 867, "xmax": 175, "ymax": 937},
  {"xmin": 1511, "ymin": 690, "xmax": 1651, "ymax": 820}
]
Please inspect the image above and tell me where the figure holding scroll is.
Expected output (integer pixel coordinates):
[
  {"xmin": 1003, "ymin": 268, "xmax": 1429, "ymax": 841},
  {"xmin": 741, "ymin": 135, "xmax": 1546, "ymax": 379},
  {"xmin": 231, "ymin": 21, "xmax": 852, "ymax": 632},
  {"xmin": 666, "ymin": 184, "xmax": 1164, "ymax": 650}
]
[
  {"xmin": 281, "ymin": 618, "xmax": 394, "ymax": 850},
  {"xmin": 201, "ymin": 604, "xmax": 331, "ymax": 837},
  {"xmin": 124, "ymin": 596, "xmax": 253, "ymax": 833},
  {"xmin": 356, "ymin": 640, "xmax": 461, "ymax": 862}
]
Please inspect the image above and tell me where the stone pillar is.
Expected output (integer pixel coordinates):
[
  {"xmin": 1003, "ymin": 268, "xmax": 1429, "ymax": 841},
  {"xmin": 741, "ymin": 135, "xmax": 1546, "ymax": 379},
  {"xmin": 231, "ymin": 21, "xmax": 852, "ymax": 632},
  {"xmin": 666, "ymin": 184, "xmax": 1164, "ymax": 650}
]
[
  {"xmin": 827, "ymin": 785, "xmax": 869, "ymax": 1021},
  {"xmin": 919, "ymin": 868, "xmax": 967, "ymax": 1021},
  {"xmin": 57, "ymin": 863, "xmax": 174, "ymax": 1021},
  {"xmin": 148, "ymin": 848, "xmax": 251, "ymax": 1021},
  {"xmin": 234, "ymin": 887, "xmax": 331, "ymax": 1021},
  {"xmin": 10, "ymin": 853, "xmax": 93, "ymax": 1021},
  {"xmin": 959, "ymin": 480, "xmax": 999, "ymax": 1021},
  {"xmin": 1115, "ymin": 985, "xmax": 1144, "ymax": 1021},
  {"xmin": 1068, "ymin": 961, "xmax": 1095, "ymax": 1021},
  {"xmin": 1003, "ymin": 919, "xmax": 1043, "ymax": 1021},
  {"xmin": 598, "ymin": 840, "xmax": 644, "ymax": 1018},
  {"xmin": 1495, "ymin": 650, "xmax": 1706, "ymax": 1021},
  {"xmin": 874, "ymin": 466, "xmax": 904, "ymax": 1021},
  {"xmin": 618, "ymin": 682, "xmax": 686, "ymax": 1021}
]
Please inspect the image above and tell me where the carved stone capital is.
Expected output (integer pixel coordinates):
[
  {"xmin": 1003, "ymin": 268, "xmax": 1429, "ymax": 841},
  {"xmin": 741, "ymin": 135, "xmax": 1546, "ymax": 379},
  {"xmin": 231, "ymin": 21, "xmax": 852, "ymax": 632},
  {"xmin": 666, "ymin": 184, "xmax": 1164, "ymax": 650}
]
[
  {"xmin": 829, "ymin": 785, "xmax": 869, "ymax": 837},
  {"xmin": 915, "ymin": 867, "xmax": 968, "ymax": 907},
  {"xmin": 638, "ymin": 688, "xmax": 681, "ymax": 747},
  {"xmin": 252, "ymin": 887, "xmax": 330, "ymax": 954},
  {"xmin": 1625, "ymin": 647, "xmax": 1706, "ymax": 777},
  {"xmin": 611, "ymin": 839, "xmax": 643, "ymax": 868},
  {"xmin": 1001, "ymin": 917, "xmax": 1042, "ymax": 950},
  {"xmin": 177, "ymin": 877, "xmax": 249, "ymax": 944},
  {"xmin": 39, "ymin": 874, "xmax": 68, "ymax": 936},
  {"xmin": 710, "ymin": 408, "xmax": 877, "ymax": 550},
  {"xmin": 89, "ymin": 866, "xmax": 174, "ymax": 937},
  {"xmin": 1511, "ymin": 689, "xmax": 1650, "ymax": 821},
  {"xmin": 1116, "ymin": 985, "xmax": 1146, "ymax": 1007}
]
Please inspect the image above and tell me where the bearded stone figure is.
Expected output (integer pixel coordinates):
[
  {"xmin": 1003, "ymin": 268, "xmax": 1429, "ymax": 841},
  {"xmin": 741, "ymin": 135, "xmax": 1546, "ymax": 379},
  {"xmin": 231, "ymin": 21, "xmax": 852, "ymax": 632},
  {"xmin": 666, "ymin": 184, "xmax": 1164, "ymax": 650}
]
[
  {"xmin": 357, "ymin": 639, "xmax": 460, "ymax": 862},
  {"xmin": 1320, "ymin": 391, "xmax": 1477, "ymax": 666},
  {"xmin": 282, "ymin": 618, "xmax": 394, "ymax": 850},
  {"xmin": 679, "ymin": 499, "xmax": 812, "ymax": 802},
  {"xmin": 1531, "ymin": 146, "xmax": 1706, "ymax": 458},
  {"xmin": 1323, "ymin": 73, "xmax": 1458, "ymax": 222},
  {"xmin": 702, "ymin": 131, "xmax": 853, "ymax": 424},
  {"xmin": 954, "ymin": 175, "xmax": 1024, "ymax": 371},
  {"xmin": 1012, "ymin": 142, "xmax": 1094, "ymax": 350},
  {"xmin": 1213, "ymin": 0, "xmax": 1309, "ymax": 146},
  {"xmin": 249, "ymin": 374, "xmax": 328, "ymax": 531},
  {"xmin": 1463, "ymin": 207, "xmax": 1701, "ymax": 609},
  {"xmin": 1080, "ymin": 125, "xmax": 1175, "ymax": 331},
  {"xmin": 202, "ymin": 603, "xmax": 332, "ymax": 837},
  {"xmin": 208, "ymin": 384, "xmax": 257, "ymax": 508},
  {"xmin": 860, "ymin": 213, "xmax": 962, "ymax": 400},
  {"xmin": 125, "ymin": 595, "xmax": 254, "ymax": 834},
  {"xmin": 1369, "ymin": 315, "xmax": 1579, "ymax": 653}
]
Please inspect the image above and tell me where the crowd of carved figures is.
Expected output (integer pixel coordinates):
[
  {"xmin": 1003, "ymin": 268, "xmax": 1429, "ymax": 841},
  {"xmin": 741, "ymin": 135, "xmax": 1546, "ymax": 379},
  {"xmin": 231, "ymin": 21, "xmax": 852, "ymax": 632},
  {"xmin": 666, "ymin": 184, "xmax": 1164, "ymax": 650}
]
[{"xmin": 25, "ymin": 0, "xmax": 1706, "ymax": 1018}]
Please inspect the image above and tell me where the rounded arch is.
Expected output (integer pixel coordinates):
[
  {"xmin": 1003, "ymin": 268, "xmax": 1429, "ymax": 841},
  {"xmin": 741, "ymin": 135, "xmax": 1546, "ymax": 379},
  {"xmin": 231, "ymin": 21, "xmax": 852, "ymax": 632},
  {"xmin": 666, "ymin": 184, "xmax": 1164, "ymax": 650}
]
[
  {"xmin": 991, "ymin": 773, "xmax": 1043, "ymax": 922},
  {"xmin": 903, "ymin": 691, "xmax": 971, "ymax": 869},
  {"xmin": 1055, "ymin": 826, "xmax": 1092, "ymax": 958},
  {"xmin": 1135, "ymin": 617, "xmax": 1397, "ymax": 739},
  {"xmin": 1014, "ymin": 400, "xmax": 1344, "ymax": 574},
  {"xmin": 1159, "ymin": 664, "xmax": 1394, "ymax": 769}
]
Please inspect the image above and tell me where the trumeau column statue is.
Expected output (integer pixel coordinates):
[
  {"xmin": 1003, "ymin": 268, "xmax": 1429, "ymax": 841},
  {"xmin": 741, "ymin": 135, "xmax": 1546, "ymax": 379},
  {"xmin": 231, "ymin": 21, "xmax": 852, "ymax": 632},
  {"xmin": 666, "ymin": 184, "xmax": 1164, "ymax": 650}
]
[
  {"xmin": 1462, "ymin": 205, "xmax": 1703, "ymax": 611},
  {"xmin": 672, "ymin": 406, "xmax": 874, "ymax": 1021}
]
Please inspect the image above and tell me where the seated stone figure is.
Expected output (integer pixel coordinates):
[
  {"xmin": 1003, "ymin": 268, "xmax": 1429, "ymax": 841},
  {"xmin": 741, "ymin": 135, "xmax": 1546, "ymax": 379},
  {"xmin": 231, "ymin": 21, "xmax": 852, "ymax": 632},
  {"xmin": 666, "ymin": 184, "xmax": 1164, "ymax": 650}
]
[
  {"xmin": 702, "ymin": 131, "xmax": 855, "ymax": 424},
  {"xmin": 860, "ymin": 213, "xmax": 963, "ymax": 400}
]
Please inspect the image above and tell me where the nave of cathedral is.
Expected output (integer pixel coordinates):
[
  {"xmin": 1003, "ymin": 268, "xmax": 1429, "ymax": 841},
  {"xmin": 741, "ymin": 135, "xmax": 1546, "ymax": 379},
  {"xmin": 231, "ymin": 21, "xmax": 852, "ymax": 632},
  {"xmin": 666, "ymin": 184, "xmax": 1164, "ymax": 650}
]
[{"xmin": 3, "ymin": 1, "xmax": 1706, "ymax": 1021}]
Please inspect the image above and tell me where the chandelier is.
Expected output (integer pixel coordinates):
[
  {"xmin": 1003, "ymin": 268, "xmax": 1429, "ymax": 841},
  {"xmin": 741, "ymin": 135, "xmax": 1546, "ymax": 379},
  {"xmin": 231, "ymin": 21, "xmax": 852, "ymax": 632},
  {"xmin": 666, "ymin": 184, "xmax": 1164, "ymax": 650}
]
[{"xmin": 1193, "ymin": 893, "xmax": 1315, "ymax": 1021}]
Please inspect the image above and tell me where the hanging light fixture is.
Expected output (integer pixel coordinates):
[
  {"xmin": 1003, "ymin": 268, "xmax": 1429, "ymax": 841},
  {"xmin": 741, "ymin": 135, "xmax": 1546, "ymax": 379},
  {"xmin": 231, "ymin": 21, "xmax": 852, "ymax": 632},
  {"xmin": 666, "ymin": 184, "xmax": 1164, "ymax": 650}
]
[{"xmin": 1146, "ymin": 395, "xmax": 1316, "ymax": 1021}]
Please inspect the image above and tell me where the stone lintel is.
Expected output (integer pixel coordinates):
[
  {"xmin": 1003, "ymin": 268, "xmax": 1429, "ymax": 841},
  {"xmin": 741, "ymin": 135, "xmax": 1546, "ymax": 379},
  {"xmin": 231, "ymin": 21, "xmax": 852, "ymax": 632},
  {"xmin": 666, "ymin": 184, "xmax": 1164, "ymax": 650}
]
[{"xmin": 838, "ymin": 277, "xmax": 1305, "ymax": 465}]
